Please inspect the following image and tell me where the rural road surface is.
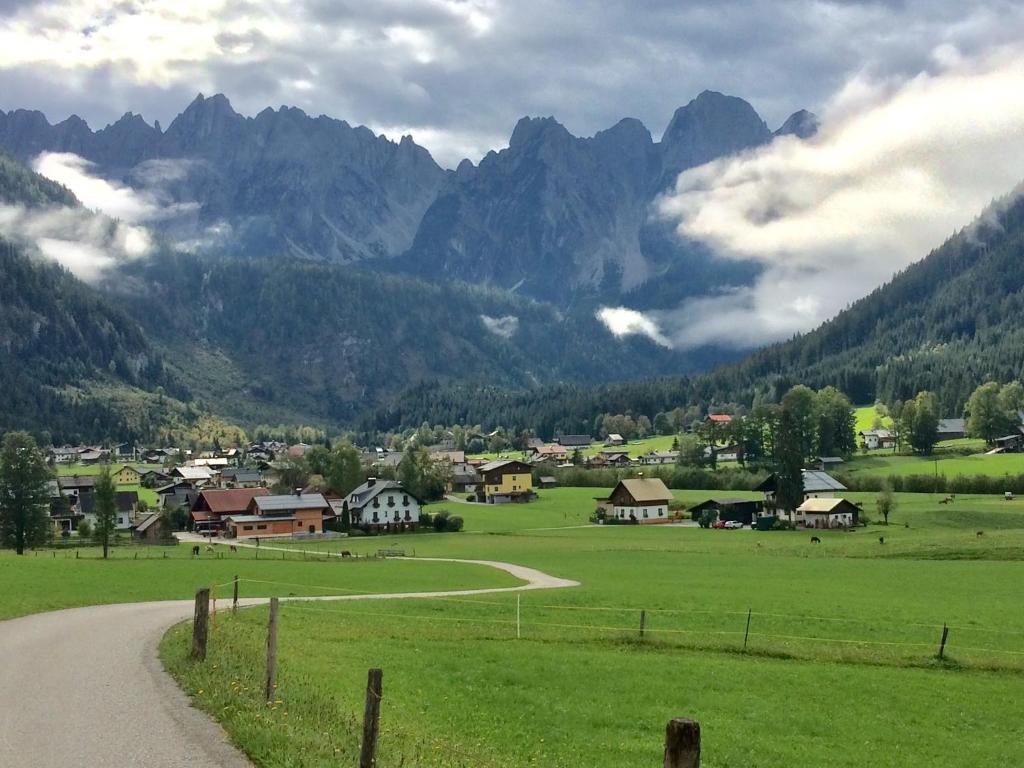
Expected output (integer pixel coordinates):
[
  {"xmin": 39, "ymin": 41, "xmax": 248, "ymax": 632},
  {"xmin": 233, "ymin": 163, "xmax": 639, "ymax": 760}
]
[{"xmin": 0, "ymin": 552, "xmax": 578, "ymax": 767}]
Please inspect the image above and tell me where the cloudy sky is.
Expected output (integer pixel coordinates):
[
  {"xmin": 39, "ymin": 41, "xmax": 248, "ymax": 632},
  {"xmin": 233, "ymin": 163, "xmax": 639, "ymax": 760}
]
[
  {"xmin": 4, "ymin": 1, "xmax": 1024, "ymax": 348},
  {"xmin": 0, "ymin": 0, "xmax": 1022, "ymax": 167}
]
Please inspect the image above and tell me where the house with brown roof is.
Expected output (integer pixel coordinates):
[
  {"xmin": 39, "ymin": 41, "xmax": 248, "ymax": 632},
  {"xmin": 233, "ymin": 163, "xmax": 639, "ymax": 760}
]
[
  {"xmin": 224, "ymin": 491, "xmax": 330, "ymax": 538},
  {"xmin": 190, "ymin": 488, "xmax": 270, "ymax": 533},
  {"xmin": 603, "ymin": 478, "xmax": 673, "ymax": 524},
  {"xmin": 796, "ymin": 498, "xmax": 860, "ymax": 529}
]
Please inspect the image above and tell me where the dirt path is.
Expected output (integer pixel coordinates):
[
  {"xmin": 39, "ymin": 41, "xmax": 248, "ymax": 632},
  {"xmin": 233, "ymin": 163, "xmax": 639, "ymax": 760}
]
[{"xmin": 0, "ymin": 554, "xmax": 578, "ymax": 767}]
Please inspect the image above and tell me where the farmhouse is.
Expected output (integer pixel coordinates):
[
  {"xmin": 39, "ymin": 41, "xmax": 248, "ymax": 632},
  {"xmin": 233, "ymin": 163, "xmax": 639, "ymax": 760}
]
[
  {"xmin": 859, "ymin": 428, "xmax": 895, "ymax": 450},
  {"xmin": 603, "ymin": 478, "xmax": 673, "ymax": 524},
  {"xmin": 224, "ymin": 491, "xmax": 329, "ymax": 538},
  {"xmin": 449, "ymin": 463, "xmax": 481, "ymax": 494},
  {"xmin": 478, "ymin": 459, "xmax": 534, "ymax": 503},
  {"xmin": 638, "ymin": 450, "xmax": 679, "ymax": 465},
  {"xmin": 531, "ymin": 444, "xmax": 568, "ymax": 462},
  {"xmin": 589, "ymin": 451, "xmax": 632, "ymax": 468},
  {"xmin": 756, "ymin": 469, "xmax": 848, "ymax": 513},
  {"xmin": 797, "ymin": 497, "xmax": 860, "ymax": 528},
  {"xmin": 712, "ymin": 444, "xmax": 743, "ymax": 462},
  {"xmin": 190, "ymin": 488, "xmax": 270, "ymax": 534},
  {"xmin": 341, "ymin": 478, "xmax": 422, "ymax": 529},
  {"xmin": 218, "ymin": 468, "xmax": 263, "ymax": 488},
  {"xmin": 57, "ymin": 475, "xmax": 97, "ymax": 494},
  {"xmin": 112, "ymin": 465, "xmax": 143, "ymax": 486},
  {"xmin": 604, "ymin": 433, "xmax": 625, "ymax": 446},
  {"xmin": 705, "ymin": 414, "xmax": 732, "ymax": 426},
  {"xmin": 156, "ymin": 481, "xmax": 199, "ymax": 513},
  {"xmin": 172, "ymin": 466, "xmax": 214, "ymax": 485},
  {"xmin": 79, "ymin": 490, "xmax": 138, "ymax": 530}
]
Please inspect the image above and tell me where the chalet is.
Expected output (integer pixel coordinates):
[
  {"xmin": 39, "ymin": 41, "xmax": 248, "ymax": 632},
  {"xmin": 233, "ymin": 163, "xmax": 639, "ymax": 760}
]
[
  {"xmin": 79, "ymin": 490, "xmax": 138, "ymax": 530},
  {"xmin": 589, "ymin": 451, "xmax": 632, "ymax": 468},
  {"xmin": 859, "ymin": 429, "xmax": 895, "ymax": 450},
  {"xmin": 936, "ymin": 418, "xmax": 967, "ymax": 441},
  {"xmin": 137, "ymin": 467, "xmax": 171, "ymax": 487},
  {"xmin": 604, "ymin": 433, "xmax": 625, "ymax": 446},
  {"xmin": 689, "ymin": 497, "xmax": 763, "ymax": 525},
  {"xmin": 712, "ymin": 444, "xmax": 743, "ymax": 462},
  {"xmin": 556, "ymin": 435, "xmax": 593, "ymax": 448},
  {"xmin": 78, "ymin": 448, "xmax": 108, "ymax": 465},
  {"xmin": 190, "ymin": 488, "xmax": 270, "ymax": 533},
  {"xmin": 814, "ymin": 456, "xmax": 845, "ymax": 471},
  {"xmin": 478, "ymin": 459, "xmax": 534, "ymax": 503},
  {"xmin": 112, "ymin": 465, "xmax": 143, "ymax": 486},
  {"xmin": 756, "ymin": 469, "xmax": 848, "ymax": 519},
  {"xmin": 156, "ymin": 481, "xmax": 200, "ymax": 513},
  {"xmin": 531, "ymin": 445, "xmax": 568, "ymax": 462},
  {"xmin": 638, "ymin": 450, "xmax": 679, "ymax": 466},
  {"xmin": 192, "ymin": 457, "xmax": 230, "ymax": 469},
  {"xmin": 602, "ymin": 478, "xmax": 673, "ymax": 524},
  {"xmin": 219, "ymin": 468, "xmax": 263, "ymax": 488},
  {"xmin": 224, "ymin": 491, "xmax": 329, "ymax": 538},
  {"xmin": 340, "ymin": 478, "xmax": 422, "ymax": 529},
  {"xmin": 706, "ymin": 414, "xmax": 732, "ymax": 426},
  {"xmin": 49, "ymin": 445, "xmax": 80, "ymax": 464},
  {"xmin": 797, "ymin": 498, "xmax": 860, "ymax": 528}
]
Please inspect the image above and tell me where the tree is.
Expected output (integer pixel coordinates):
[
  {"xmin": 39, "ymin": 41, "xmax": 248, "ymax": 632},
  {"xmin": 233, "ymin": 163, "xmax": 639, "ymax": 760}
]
[
  {"xmin": 0, "ymin": 431, "xmax": 53, "ymax": 554},
  {"xmin": 814, "ymin": 386, "xmax": 856, "ymax": 457},
  {"xmin": 324, "ymin": 442, "xmax": 362, "ymax": 496},
  {"xmin": 781, "ymin": 385, "xmax": 817, "ymax": 463},
  {"xmin": 76, "ymin": 519, "xmax": 92, "ymax": 539},
  {"xmin": 876, "ymin": 482, "xmax": 895, "ymax": 525},
  {"xmin": 775, "ymin": 408, "xmax": 805, "ymax": 517},
  {"xmin": 966, "ymin": 382, "xmax": 1008, "ymax": 444},
  {"xmin": 93, "ymin": 467, "xmax": 118, "ymax": 559},
  {"xmin": 340, "ymin": 500, "xmax": 351, "ymax": 531},
  {"xmin": 905, "ymin": 391, "xmax": 940, "ymax": 454}
]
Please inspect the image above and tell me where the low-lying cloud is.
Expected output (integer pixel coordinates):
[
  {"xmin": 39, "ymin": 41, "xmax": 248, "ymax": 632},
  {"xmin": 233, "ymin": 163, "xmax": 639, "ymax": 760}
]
[{"xmin": 602, "ymin": 46, "xmax": 1024, "ymax": 350}]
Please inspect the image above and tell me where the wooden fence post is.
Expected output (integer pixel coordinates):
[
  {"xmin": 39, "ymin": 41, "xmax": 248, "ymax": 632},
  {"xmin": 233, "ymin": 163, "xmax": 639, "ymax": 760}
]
[
  {"xmin": 743, "ymin": 609, "xmax": 752, "ymax": 651},
  {"xmin": 664, "ymin": 718, "xmax": 700, "ymax": 768},
  {"xmin": 938, "ymin": 623, "xmax": 949, "ymax": 659},
  {"xmin": 640, "ymin": 609, "xmax": 647, "ymax": 639},
  {"xmin": 264, "ymin": 597, "xmax": 279, "ymax": 701},
  {"xmin": 232, "ymin": 575, "xmax": 239, "ymax": 614},
  {"xmin": 191, "ymin": 588, "xmax": 210, "ymax": 661},
  {"xmin": 359, "ymin": 668, "xmax": 383, "ymax": 768}
]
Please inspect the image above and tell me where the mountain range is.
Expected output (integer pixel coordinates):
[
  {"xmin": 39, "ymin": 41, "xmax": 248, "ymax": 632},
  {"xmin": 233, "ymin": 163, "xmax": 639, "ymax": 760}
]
[{"xmin": 0, "ymin": 90, "xmax": 812, "ymax": 309}]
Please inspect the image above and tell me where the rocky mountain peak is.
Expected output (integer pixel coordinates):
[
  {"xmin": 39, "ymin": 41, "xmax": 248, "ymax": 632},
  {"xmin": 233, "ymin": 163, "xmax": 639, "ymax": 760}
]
[{"xmin": 775, "ymin": 109, "xmax": 820, "ymax": 139}]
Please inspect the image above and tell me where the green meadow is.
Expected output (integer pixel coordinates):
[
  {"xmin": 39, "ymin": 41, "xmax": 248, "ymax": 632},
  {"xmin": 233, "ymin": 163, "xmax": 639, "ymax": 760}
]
[{"xmin": 156, "ymin": 487, "xmax": 1024, "ymax": 768}]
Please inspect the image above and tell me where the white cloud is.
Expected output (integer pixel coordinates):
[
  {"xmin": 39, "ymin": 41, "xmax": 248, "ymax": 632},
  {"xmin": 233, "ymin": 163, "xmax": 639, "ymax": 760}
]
[
  {"xmin": 0, "ymin": 202, "xmax": 153, "ymax": 281},
  {"xmin": 33, "ymin": 152, "xmax": 158, "ymax": 222},
  {"xmin": 597, "ymin": 307, "xmax": 670, "ymax": 347},
  {"xmin": 480, "ymin": 313, "xmax": 519, "ymax": 338},
  {"xmin": 654, "ymin": 45, "xmax": 1024, "ymax": 349}
]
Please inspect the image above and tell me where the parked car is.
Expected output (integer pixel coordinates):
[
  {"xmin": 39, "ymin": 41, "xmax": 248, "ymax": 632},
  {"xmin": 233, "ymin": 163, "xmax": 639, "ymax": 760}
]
[
  {"xmin": 712, "ymin": 520, "xmax": 727, "ymax": 529},
  {"xmin": 724, "ymin": 520, "xmax": 744, "ymax": 529}
]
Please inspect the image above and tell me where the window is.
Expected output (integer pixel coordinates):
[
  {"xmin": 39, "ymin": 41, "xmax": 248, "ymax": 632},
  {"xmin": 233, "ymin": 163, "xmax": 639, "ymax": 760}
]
[
  {"xmin": 393, "ymin": 511, "xmax": 399, "ymax": 522},
  {"xmin": 372, "ymin": 512, "xmax": 379, "ymax": 523},
  {"xmin": 257, "ymin": 524, "xmax": 267, "ymax": 530},
  {"xmin": 402, "ymin": 495, "xmax": 409, "ymax": 506},
  {"xmin": 404, "ymin": 511, "xmax": 411, "ymax": 522},
  {"xmin": 243, "ymin": 525, "xmax": 253, "ymax": 531},
  {"xmin": 387, "ymin": 496, "xmax": 395, "ymax": 507},
  {"xmin": 373, "ymin": 499, "xmax": 380, "ymax": 508}
]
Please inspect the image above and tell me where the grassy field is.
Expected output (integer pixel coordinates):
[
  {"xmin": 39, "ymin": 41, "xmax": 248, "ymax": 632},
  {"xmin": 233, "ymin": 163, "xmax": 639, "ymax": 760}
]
[
  {"xmin": 158, "ymin": 487, "xmax": 1024, "ymax": 767},
  {"xmin": 842, "ymin": 450, "xmax": 1024, "ymax": 479},
  {"xmin": 0, "ymin": 543, "xmax": 518, "ymax": 621},
  {"xmin": 54, "ymin": 462, "xmax": 164, "ymax": 506}
]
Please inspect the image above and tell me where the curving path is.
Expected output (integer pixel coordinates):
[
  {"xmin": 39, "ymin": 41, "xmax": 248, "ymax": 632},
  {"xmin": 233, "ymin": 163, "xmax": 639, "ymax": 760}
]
[{"xmin": 0, "ymin": 552, "xmax": 577, "ymax": 767}]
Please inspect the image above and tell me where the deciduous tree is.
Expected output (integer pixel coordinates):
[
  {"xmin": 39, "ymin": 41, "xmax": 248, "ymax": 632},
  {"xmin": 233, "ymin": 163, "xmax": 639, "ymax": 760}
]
[{"xmin": 0, "ymin": 432, "xmax": 52, "ymax": 554}]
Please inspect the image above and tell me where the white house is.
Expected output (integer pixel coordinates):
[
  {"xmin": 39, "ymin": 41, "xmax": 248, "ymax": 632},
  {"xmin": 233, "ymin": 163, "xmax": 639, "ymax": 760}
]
[
  {"xmin": 602, "ymin": 478, "xmax": 673, "ymax": 524},
  {"xmin": 340, "ymin": 478, "xmax": 422, "ymax": 529},
  {"xmin": 859, "ymin": 429, "xmax": 894, "ymax": 450},
  {"xmin": 797, "ymin": 498, "xmax": 860, "ymax": 528}
]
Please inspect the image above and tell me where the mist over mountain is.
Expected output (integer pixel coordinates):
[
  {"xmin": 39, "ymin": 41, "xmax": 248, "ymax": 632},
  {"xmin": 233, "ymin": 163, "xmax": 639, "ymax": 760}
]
[{"xmin": 0, "ymin": 90, "xmax": 813, "ymax": 311}]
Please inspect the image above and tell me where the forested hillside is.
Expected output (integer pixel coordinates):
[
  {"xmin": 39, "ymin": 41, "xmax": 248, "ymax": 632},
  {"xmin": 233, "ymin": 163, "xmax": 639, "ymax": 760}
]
[
  {"xmin": 113, "ymin": 253, "xmax": 695, "ymax": 426},
  {"xmin": 361, "ymin": 188, "xmax": 1024, "ymax": 434}
]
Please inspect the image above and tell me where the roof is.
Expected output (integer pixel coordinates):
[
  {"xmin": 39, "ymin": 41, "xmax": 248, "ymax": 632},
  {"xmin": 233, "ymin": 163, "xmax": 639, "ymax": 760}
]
[
  {"xmin": 174, "ymin": 466, "xmax": 213, "ymax": 481},
  {"xmin": 57, "ymin": 475, "xmax": 97, "ymax": 489},
  {"xmin": 556, "ymin": 435, "xmax": 592, "ymax": 447},
  {"xmin": 694, "ymin": 497, "xmax": 759, "ymax": 506},
  {"xmin": 816, "ymin": 456, "xmax": 845, "ymax": 464},
  {"xmin": 605, "ymin": 433, "xmax": 624, "ymax": 441},
  {"xmin": 797, "ymin": 498, "xmax": 857, "ymax": 514},
  {"xmin": 195, "ymin": 488, "xmax": 269, "ymax": 514},
  {"xmin": 79, "ymin": 490, "xmax": 138, "ymax": 515},
  {"xmin": 430, "ymin": 450, "xmax": 466, "ymax": 463},
  {"xmin": 937, "ymin": 418, "xmax": 966, "ymax": 433},
  {"xmin": 225, "ymin": 514, "xmax": 298, "ymax": 523},
  {"xmin": 221, "ymin": 468, "xmax": 262, "ymax": 482},
  {"xmin": 539, "ymin": 476, "xmax": 557, "ymax": 483},
  {"xmin": 251, "ymin": 493, "xmax": 330, "ymax": 513},
  {"xmin": 533, "ymin": 445, "xmax": 567, "ymax": 455},
  {"xmin": 707, "ymin": 414, "xmax": 732, "ymax": 423},
  {"xmin": 478, "ymin": 459, "xmax": 532, "ymax": 474},
  {"xmin": 615, "ymin": 478, "xmax": 672, "ymax": 503},
  {"xmin": 802, "ymin": 470, "xmax": 847, "ymax": 492},
  {"xmin": 134, "ymin": 512, "xmax": 163, "ymax": 533},
  {"xmin": 859, "ymin": 428, "xmax": 893, "ymax": 438},
  {"xmin": 345, "ymin": 480, "xmax": 422, "ymax": 509}
]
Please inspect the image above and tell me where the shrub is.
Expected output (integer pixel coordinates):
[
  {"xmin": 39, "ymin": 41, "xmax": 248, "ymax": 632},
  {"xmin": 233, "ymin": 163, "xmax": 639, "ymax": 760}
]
[
  {"xmin": 76, "ymin": 519, "xmax": 92, "ymax": 538},
  {"xmin": 465, "ymin": 494, "xmax": 475, "ymax": 502},
  {"xmin": 432, "ymin": 510, "xmax": 450, "ymax": 532},
  {"xmin": 772, "ymin": 518, "xmax": 795, "ymax": 531},
  {"xmin": 446, "ymin": 515, "xmax": 464, "ymax": 532},
  {"xmin": 419, "ymin": 511, "xmax": 433, "ymax": 528}
]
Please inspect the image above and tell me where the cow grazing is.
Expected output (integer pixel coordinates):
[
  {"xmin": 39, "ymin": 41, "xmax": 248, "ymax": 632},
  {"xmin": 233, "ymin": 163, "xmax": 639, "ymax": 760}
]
[
  {"xmin": 810, "ymin": 536, "xmax": 821, "ymax": 544},
  {"xmin": 191, "ymin": 545, "xmax": 200, "ymax": 557},
  {"xmin": 878, "ymin": 536, "xmax": 885, "ymax": 544},
  {"xmin": 340, "ymin": 551, "xmax": 352, "ymax": 559},
  {"xmin": 229, "ymin": 545, "xmax": 237, "ymax": 552},
  {"xmin": 976, "ymin": 530, "xmax": 984, "ymax": 538}
]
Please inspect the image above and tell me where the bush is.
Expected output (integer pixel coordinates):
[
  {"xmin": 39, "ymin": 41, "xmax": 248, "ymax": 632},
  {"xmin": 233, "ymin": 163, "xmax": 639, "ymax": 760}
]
[
  {"xmin": 432, "ymin": 510, "xmax": 450, "ymax": 532},
  {"xmin": 465, "ymin": 494, "xmax": 475, "ymax": 502},
  {"xmin": 419, "ymin": 511, "xmax": 433, "ymax": 528},
  {"xmin": 76, "ymin": 519, "xmax": 92, "ymax": 538},
  {"xmin": 446, "ymin": 515, "xmax": 464, "ymax": 532},
  {"xmin": 772, "ymin": 518, "xmax": 795, "ymax": 531}
]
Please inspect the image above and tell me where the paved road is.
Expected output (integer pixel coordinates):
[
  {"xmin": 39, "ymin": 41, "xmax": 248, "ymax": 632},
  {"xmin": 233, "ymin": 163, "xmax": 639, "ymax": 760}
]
[{"xmin": 0, "ymin": 554, "xmax": 578, "ymax": 767}]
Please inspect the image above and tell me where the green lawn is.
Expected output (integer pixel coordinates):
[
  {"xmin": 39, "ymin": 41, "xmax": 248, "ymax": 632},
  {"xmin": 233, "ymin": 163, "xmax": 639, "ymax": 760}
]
[
  {"xmin": 843, "ymin": 450, "xmax": 1024, "ymax": 479},
  {"xmin": 0, "ymin": 543, "xmax": 519, "ymax": 621},
  {"xmin": 158, "ymin": 487, "xmax": 1024, "ymax": 767},
  {"xmin": 854, "ymin": 404, "xmax": 891, "ymax": 433}
]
